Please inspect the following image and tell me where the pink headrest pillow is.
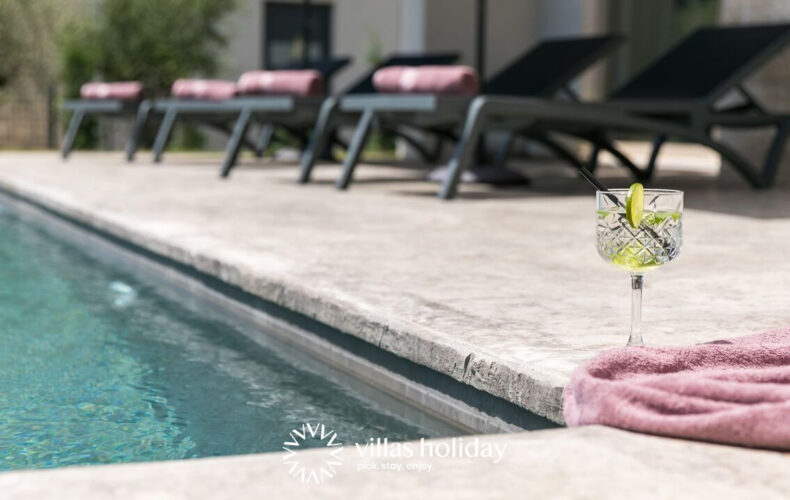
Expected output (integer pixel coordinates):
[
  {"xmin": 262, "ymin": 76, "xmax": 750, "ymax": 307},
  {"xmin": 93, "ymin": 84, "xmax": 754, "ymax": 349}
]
[
  {"xmin": 170, "ymin": 79, "xmax": 238, "ymax": 100},
  {"xmin": 372, "ymin": 66, "xmax": 480, "ymax": 95},
  {"xmin": 80, "ymin": 81, "xmax": 144, "ymax": 100},
  {"xmin": 236, "ymin": 70, "xmax": 324, "ymax": 97}
]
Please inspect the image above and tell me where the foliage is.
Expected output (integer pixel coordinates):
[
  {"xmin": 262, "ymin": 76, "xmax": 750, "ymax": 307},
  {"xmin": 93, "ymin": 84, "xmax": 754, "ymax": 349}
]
[
  {"xmin": 59, "ymin": 0, "xmax": 238, "ymax": 149},
  {"xmin": 363, "ymin": 29, "xmax": 394, "ymax": 153},
  {"xmin": 0, "ymin": 0, "xmax": 61, "ymax": 93},
  {"xmin": 61, "ymin": 0, "xmax": 239, "ymax": 98},
  {"xmin": 364, "ymin": 28, "xmax": 384, "ymax": 67}
]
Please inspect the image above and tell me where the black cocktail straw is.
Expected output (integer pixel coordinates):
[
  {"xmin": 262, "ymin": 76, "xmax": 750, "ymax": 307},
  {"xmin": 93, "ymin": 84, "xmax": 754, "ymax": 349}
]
[
  {"xmin": 577, "ymin": 165, "xmax": 609, "ymax": 192},
  {"xmin": 577, "ymin": 165, "xmax": 666, "ymax": 244}
]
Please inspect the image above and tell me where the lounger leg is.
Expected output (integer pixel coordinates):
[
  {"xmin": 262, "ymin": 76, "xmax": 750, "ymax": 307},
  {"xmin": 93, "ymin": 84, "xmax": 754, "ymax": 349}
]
[
  {"xmin": 125, "ymin": 99, "xmax": 152, "ymax": 162},
  {"xmin": 255, "ymin": 123, "xmax": 274, "ymax": 158},
  {"xmin": 152, "ymin": 107, "xmax": 178, "ymax": 163},
  {"xmin": 494, "ymin": 132, "xmax": 515, "ymax": 168},
  {"xmin": 593, "ymin": 135, "xmax": 646, "ymax": 180},
  {"xmin": 644, "ymin": 134, "xmax": 667, "ymax": 179},
  {"xmin": 432, "ymin": 137, "xmax": 446, "ymax": 163},
  {"xmin": 61, "ymin": 109, "xmax": 85, "ymax": 159},
  {"xmin": 299, "ymin": 97, "xmax": 337, "ymax": 184},
  {"xmin": 528, "ymin": 131, "xmax": 588, "ymax": 171},
  {"xmin": 336, "ymin": 108, "xmax": 375, "ymax": 190},
  {"xmin": 389, "ymin": 128, "xmax": 437, "ymax": 163},
  {"xmin": 439, "ymin": 98, "xmax": 489, "ymax": 200},
  {"xmin": 586, "ymin": 144, "xmax": 601, "ymax": 172},
  {"xmin": 760, "ymin": 122, "xmax": 790, "ymax": 186},
  {"xmin": 220, "ymin": 108, "xmax": 253, "ymax": 178}
]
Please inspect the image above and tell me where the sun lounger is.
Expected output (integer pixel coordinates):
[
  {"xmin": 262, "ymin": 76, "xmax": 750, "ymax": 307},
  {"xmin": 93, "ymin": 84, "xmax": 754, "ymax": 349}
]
[
  {"xmin": 61, "ymin": 81, "xmax": 145, "ymax": 159},
  {"xmin": 219, "ymin": 53, "xmax": 460, "ymax": 178},
  {"xmin": 126, "ymin": 57, "xmax": 351, "ymax": 164},
  {"xmin": 300, "ymin": 35, "xmax": 622, "ymax": 190},
  {"xmin": 439, "ymin": 24, "xmax": 790, "ymax": 199}
]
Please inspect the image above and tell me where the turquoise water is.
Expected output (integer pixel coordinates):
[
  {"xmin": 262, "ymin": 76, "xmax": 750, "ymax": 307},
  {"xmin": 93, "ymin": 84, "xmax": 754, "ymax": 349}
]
[{"xmin": 0, "ymin": 205, "xmax": 444, "ymax": 471}]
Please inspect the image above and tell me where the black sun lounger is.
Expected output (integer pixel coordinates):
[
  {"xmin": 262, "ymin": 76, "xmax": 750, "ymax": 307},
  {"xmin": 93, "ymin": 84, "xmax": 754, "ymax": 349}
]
[
  {"xmin": 439, "ymin": 24, "xmax": 790, "ymax": 199},
  {"xmin": 61, "ymin": 93, "xmax": 143, "ymax": 159},
  {"xmin": 124, "ymin": 57, "xmax": 351, "ymax": 163},
  {"xmin": 299, "ymin": 35, "xmax": 622, "ymax": 190},
  {"xmin": 219, "ymin": 52, "xmax": 460, "ymax": 178}
]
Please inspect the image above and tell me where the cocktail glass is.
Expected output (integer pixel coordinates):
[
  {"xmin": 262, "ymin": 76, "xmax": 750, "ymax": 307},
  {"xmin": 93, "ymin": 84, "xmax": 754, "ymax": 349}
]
[{"xmin": 596, "ymin": 189, "xmax": 683, "ymax": 346}]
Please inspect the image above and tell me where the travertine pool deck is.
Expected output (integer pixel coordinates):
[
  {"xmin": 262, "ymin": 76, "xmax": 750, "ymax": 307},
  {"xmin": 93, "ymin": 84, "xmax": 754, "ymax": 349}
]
[
  {"xmin": 2, "ymin": 426, "xmax": 790, "ymax": 499},
  {"xmin": 0, "ymin": 150, "xmax": 788, "ymax": 423}
]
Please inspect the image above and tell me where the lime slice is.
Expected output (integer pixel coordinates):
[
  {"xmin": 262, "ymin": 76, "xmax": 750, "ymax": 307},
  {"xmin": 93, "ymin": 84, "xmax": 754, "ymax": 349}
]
[{"xmin": 625, "ymin": 183, "xmax": 644, "ymax": 228}]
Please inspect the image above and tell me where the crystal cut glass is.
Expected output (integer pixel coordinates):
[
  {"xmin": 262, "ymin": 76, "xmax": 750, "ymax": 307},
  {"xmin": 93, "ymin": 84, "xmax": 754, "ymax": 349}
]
[{"xmin": 596, "ymin": 189, "xmax": 683, "ymax": 346}]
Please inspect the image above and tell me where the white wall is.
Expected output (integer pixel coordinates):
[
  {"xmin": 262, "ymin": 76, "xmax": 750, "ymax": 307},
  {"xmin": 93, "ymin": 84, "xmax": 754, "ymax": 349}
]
[
  {"xmin": 209, "ymin": 0, "xmax": 611, "ymax": 153},
  {"xmin": 332, "ymin": 0, "xmax": 403, "ymax": 91},
  {"xmin": 219, "ymin": 0, "xmax": 263, "ymax": 78},
  {"xmin": 221, "ymin": 0, "xmax": 406, "ymax": 92},
  {"xmin": 218, "ymin": 1, "xmax": 606, "ymax": 90},
  {"xmin": 538, "ymin": 0, "xmax": 584, "ymax": 37},
  {"xmin": 423, "ymin": 0, "xmax": 599, "ymax": 80}
]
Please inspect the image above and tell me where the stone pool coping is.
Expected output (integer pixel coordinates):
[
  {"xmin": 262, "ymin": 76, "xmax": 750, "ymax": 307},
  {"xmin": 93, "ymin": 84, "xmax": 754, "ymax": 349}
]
[
  {"xmin": 0, "ymin": 154, "xmax": 566, "ymax": 421},
  {"xmin": 2, "ymin": 426, "xmax": 789, "ymax": 499},
  {"xmin": 1, "ymin": 152, "xmax": 789, "ymax": 497},
  {"xmin": 1, "ymin": 152, "xmax": 789, "ymax": 425}
]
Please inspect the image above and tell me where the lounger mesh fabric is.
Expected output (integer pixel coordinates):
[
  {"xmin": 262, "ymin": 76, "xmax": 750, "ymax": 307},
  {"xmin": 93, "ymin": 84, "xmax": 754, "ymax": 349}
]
[
  {"xmin": 611, "ymin": 24, "xmax": 790, "ymax": 100},
  {"xmin": 482, "ymin": 36, "xmax": 621, "ymax": 96},
  {"xmin": 303, "ymin": 36, "xmax": 621, "ymax": 193},
  {"xmin": 437, "ymin": 24, "xmax": 790, "ymax": 200}
]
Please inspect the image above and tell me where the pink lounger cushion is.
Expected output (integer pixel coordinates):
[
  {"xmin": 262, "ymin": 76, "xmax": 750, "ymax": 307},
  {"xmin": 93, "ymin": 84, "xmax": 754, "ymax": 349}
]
[
  {"xmin": 171, "ymin": 79, "xmax": 237, "ymax": 100},
  {"xmin": 80, "ymin": 81, "xmax": 144, "ymax": 100},
  {"xmin": 236, "ymin": 70, "xmax": 324, "ymax": 97},
  {"xmin": 564, "ymin": 327, "xmax": 790, "ymax": 449},
  {"xmin": 372, "ymin": 65, "xmax": 480, "ymax": 95}
]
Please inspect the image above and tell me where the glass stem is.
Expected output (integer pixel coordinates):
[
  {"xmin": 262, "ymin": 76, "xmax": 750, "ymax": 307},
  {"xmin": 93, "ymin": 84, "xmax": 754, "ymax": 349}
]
[{"xmin": 628, "ymin": 274, "xmax": 644, "ymax": 346}]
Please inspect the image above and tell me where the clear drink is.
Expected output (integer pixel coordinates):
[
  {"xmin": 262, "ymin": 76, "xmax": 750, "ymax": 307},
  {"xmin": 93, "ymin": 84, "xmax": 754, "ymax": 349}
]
[
  {"xmin": 596, "ymin": 209, "xmax": 682, "ymax": 273},
  {"xmin": 596, "ymin": 188, "xmax": 683, "ymax": 346}
]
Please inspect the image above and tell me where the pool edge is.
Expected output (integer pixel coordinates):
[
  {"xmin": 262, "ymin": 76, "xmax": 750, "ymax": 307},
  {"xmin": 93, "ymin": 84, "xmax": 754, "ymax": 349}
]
[{"xmin": 0, "ymin": 182, "xmax": 560, "ymax": 432}]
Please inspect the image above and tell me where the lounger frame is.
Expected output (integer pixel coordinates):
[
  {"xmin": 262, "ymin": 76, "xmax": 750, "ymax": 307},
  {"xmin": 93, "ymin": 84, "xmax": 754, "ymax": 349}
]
[
  {"xmin": 301, "ymin": 36, "xmax": 622, "ymax": 191},
  {"xmin": 438, "ymin": 24, "xmax": 790, "ymax": 198},
  {"xmin": 223, "ymin": 53, "xmax": 461, "ymax": 179},
  {"xmin": 126, "ymin": 97, "xmax": 324, "ymax": 172},
  {"xmin": 61, "ymin": 99, "xmax": 141, "ymax": 159}
]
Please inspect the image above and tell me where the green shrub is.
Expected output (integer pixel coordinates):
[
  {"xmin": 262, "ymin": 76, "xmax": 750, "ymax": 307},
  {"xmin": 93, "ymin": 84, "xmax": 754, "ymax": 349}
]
[
  {"xmin": 60, "ymin": 0, "xmax": 238, "ymax": 148},
  {"xmin": 0, "ymin": 0, "xmax": 60, "ymax": 93}
]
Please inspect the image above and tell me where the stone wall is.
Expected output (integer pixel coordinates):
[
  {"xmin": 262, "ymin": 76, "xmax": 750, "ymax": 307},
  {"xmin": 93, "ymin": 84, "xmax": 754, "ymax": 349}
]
[{"xmin": 0, "ymin": 86, "xmax": 52, "ymax": 149}]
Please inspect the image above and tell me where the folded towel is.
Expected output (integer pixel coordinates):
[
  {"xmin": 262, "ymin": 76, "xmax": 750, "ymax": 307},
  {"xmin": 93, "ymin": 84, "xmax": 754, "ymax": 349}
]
[
  {"xmin": 372, "ymin": 66, "xmax": 480, "ymax": 95},
  {"xmin": 564, "ymin": 327, "xmax": 790, "ymax": 449},
  {"xmin": 236, "ymin": 70, "xmax": 323, "ymax": 97},
  {"xmin": 80, "ymin": 81, "xmax": 143, "ymax": 100},
  {"xmin": 171, "ymin": 79, "xmax": 237, "ymax": 100}
]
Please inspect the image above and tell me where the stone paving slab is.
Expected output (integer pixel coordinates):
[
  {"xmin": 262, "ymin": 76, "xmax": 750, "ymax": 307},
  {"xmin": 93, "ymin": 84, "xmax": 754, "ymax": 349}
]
[
  {"xmin": 0, "ymin": 151, "xmax": 789, "ymax": 423},
  {"xmin": 1, "ymin": 426, "xmax": 788, "ymax": 499}
]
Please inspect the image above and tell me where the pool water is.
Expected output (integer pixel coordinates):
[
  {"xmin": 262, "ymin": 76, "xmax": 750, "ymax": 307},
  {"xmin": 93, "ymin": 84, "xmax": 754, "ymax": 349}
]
[{"xmin": 0, "ymin": 205, "xmax": 451, "ymax": 471}]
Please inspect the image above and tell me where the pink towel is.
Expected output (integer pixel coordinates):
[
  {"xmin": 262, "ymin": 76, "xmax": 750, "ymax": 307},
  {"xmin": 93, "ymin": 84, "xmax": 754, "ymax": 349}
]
[
  {"xmin": 564, "ymin": 327, "xmax": 790, "ymax": 449},
  {"xmin": 236, "ymin": 70, "xmax": 324, "ymax": 97},
  {"xmin": 171, "ymin": 79, "xmax": 237, "ymax": 100},
  {"xmin": 372, "ymin": 65, "xmax": 480, "ymax": 96},
  {"xmin": 80, "ymin": 81, "xmax": 143, "ymax": 100}
]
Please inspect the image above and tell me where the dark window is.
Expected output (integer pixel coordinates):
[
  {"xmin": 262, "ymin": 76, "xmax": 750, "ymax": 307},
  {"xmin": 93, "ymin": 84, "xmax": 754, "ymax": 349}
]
[{"xmin": 264, "ymin": 2, "xmax": 332, "ymax": 69}]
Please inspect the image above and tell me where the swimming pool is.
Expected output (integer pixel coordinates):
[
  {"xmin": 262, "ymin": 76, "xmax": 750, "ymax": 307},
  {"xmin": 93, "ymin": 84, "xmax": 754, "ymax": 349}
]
[{"xmin": 0, "ymin": 203, "xmax": 459, "ymax": 471}]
